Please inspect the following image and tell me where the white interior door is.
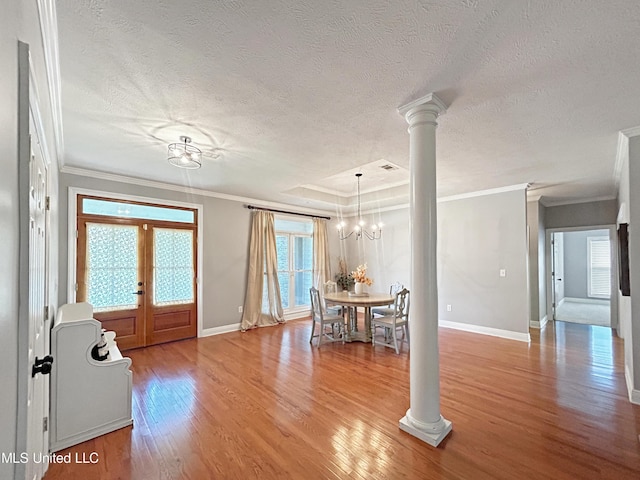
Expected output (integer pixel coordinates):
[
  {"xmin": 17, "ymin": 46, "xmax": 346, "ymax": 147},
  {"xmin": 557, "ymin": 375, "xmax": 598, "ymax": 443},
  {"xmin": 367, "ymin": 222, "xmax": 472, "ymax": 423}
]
[
  {"xmin": 552, "ymin": 232, "xmax": 565, "ymax": 320},
  {"xmin": 25, "ymin": 122, "xmax": 49, "ymax": 480},
  {"xmin": 18, "ymin": 41, "xmax": 50, "ymax": 480}
]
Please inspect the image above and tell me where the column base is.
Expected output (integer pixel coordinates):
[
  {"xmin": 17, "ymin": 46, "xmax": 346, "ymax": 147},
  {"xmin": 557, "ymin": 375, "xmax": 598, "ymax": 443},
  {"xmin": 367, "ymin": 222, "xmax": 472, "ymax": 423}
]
[{"xmin": 399, "ymin": 414, "xmax": 452, "ymax": 447}]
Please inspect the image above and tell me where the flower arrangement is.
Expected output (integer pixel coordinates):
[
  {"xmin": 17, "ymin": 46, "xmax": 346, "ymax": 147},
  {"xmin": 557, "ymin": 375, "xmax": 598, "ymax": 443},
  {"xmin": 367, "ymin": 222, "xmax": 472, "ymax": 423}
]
[
  {"xmin": 351, "ymin": 264, "xmax": 373, "ymax": 286},
  {"xmin": 335, "ymin": 257, "xmax": 354, "ymax": 290}
]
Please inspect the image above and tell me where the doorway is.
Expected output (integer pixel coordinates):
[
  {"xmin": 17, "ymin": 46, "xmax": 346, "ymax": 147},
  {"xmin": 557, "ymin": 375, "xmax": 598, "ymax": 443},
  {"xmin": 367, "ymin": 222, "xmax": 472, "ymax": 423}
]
[
  {"xmin": 548, "ymin": 227, "xmax": 618, "ymax": 329},
  {"xmin": 74, "ymin": 194, "xmax": 200, "ymax": 350}
]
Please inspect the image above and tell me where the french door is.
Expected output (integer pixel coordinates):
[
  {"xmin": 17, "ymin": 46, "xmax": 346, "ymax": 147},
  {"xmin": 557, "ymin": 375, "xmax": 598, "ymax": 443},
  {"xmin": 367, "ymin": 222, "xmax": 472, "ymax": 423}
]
[{"xmin": 76, "ymin": 196, "xmax": 197, "ymax": 350}]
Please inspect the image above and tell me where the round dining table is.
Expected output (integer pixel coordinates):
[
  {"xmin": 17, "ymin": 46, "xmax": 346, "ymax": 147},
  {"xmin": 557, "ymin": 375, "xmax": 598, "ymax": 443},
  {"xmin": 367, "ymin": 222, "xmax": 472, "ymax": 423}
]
[{"xmin": 324, "ymin": 291, "xmax": 395, "ymax": 342}]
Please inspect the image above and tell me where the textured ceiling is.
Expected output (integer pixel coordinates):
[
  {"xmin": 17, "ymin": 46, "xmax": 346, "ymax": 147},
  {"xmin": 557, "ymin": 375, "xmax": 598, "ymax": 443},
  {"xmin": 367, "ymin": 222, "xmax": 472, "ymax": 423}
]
[{"xmin": 56, "ymin": 0, "xmax": 640, "ymax": 212}]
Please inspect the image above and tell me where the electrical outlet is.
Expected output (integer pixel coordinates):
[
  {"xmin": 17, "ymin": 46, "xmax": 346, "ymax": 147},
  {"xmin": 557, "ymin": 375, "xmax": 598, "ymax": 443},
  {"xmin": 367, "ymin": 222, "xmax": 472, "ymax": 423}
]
[
  {"xmin": 446, "ymin": 304, "xmax": 452, "ymax": 312},
  {"xmin": 499, "ymin": 269, "xmax": 506, "ymax": 277},
  {"xmin": 238, "ymin": 306, "xmax": 243, "ymax": 313}
]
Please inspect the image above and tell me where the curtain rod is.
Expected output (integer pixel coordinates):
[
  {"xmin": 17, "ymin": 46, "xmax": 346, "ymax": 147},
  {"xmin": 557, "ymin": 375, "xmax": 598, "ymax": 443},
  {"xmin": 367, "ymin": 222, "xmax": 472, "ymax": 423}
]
[{"xmin": 246, "ymin": 205, "xmax": 331, "ymax": 220}]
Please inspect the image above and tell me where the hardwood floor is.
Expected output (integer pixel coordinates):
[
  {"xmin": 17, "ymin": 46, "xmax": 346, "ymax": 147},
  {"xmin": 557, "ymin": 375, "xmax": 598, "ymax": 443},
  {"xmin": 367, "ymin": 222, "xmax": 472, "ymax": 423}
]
[{"xmin": 45, "ymin": 320, "xmax": 640, "ymax": 479}]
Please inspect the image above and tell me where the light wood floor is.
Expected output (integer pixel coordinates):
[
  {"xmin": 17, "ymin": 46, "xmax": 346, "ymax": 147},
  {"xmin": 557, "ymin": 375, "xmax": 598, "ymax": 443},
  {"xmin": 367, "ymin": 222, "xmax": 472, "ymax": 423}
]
[{"xmin": 45, "ymin": 320, "xmax": 640, "ymax": 479}]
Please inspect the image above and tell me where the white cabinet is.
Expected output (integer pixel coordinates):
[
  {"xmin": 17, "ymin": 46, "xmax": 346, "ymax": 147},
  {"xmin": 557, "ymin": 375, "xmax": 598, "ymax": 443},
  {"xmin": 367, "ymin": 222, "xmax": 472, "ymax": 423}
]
[{"xmin": 50, "ymin": 303, "xmax": 133, "ymax": 452}]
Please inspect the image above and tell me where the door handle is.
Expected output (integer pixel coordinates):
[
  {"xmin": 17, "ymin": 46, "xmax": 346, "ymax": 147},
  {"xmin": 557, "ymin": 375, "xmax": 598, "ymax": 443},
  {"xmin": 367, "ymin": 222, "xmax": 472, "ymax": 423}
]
[
  {"xmin": 132, "ymin": 290, "xmax": 145, "ymax": 295},
  {"xmin": 32, "ymin": 355, "xmax": 54, "ymax": 377}
]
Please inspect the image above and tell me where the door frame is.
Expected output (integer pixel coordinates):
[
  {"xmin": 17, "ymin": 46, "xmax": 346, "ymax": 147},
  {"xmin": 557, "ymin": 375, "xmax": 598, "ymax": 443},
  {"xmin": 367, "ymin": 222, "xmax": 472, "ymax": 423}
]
[
  {"xmin": 545, "ymin": 225, "xmax": 619, "ymax": 331},
  {"xmin": 67, "ymin": 187, "xmax": 204, "ymax": 337}
]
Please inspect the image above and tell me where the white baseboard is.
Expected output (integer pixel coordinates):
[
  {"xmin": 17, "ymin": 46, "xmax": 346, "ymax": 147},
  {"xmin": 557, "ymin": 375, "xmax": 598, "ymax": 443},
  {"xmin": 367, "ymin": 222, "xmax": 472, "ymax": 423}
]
[
  {"xmin": 200, "ymin": 323, "xmax": 241, "ymax": 337},
  {"xmin": 199, "ymin": 314, "xmax": 308, "ymax": 338},
  {"xmin": 529, "ymin": 315, "xmax": 548, "ymax": 329},
  {"xmin": 439, "ymin": 320, "xmax": 531, "ymax": 343},
  {"xmin": 563, "ymin": 297, "xmax": 610, "ymax": 305},
  {"xmin": 625, "ymin": 365, "xmax": 640, "ymax": 405},
  {"xmin": 540, "ymin": 315, "xmax": 548, "ymax": 329}
]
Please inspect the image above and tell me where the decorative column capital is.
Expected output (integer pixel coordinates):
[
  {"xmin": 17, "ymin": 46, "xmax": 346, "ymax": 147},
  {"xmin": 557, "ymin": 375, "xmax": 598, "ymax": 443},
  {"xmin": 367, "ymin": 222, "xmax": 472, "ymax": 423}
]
[{"xmin": 398, "ymin": 93, "xmax": 447, "ymax": 127}]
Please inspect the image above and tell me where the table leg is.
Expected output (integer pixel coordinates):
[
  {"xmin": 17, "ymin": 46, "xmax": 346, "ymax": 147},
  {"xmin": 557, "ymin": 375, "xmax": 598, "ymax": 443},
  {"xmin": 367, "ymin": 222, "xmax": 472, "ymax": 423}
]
[
  {"xmin": 351, "ymin": 307, "xmax": 357, "ymax": 332},
  {"xmin": 343, "ymin": 306, "xmax": 352, "ymax": 342},
  {"xmin": 365, "ymin": 307, "xmax": 372, "ymax": 342}
]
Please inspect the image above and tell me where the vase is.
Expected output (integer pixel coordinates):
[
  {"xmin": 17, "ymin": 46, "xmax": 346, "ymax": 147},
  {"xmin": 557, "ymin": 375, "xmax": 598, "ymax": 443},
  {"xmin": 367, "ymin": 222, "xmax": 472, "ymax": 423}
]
[{"xmin": 354, "ymin": 282, "xmax": 365, "ymax": 295}]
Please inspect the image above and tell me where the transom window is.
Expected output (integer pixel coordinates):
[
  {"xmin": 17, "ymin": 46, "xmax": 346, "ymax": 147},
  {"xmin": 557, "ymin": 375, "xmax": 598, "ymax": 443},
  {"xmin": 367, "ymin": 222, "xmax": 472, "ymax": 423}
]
[{"xmin": 81, "ymin": 197, "xmax": 195, "ymax": 224}]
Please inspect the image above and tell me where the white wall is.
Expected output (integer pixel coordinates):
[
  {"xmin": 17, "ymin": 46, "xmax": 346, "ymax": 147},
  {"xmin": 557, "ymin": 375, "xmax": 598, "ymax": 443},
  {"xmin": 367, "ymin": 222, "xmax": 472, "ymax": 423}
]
[
  {"xmin": 437, "ymin": 189, "xmax": 529, "ymax": 336},
  {"xmin": 545, "ymin": 200, "xmax": 617, "ymax": 229},
  {"xmin": 625, "ymin": 135, "xmax": 640, "ymax": 401},
  {"xmin": 617, "ymin": 137, "xmax": 633, "ymax": 386},
  {"xmin": 537, "ymin": 203, "xmax": 547, "ymax": 321},
  {"xmin": 327, "ymin": 207, "xmax": 411, "ymax": 291},
  {"xmin": 338, "ymin": 187, "xmax": 530, "ymax": 338},
  {"xmin": 0, "ymin": 5, "xmax": 22, "ymax": 476},
  {"xmin": 527, "ymin": 199, "xmax": 548, "ymax": 325}
]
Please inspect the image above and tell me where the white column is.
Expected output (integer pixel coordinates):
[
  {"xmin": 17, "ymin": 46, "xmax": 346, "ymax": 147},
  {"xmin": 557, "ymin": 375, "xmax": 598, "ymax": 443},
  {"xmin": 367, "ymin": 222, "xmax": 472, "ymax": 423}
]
[{"xmin": 398, "ymin": 93, "xmax": 452, "ymax": 446}]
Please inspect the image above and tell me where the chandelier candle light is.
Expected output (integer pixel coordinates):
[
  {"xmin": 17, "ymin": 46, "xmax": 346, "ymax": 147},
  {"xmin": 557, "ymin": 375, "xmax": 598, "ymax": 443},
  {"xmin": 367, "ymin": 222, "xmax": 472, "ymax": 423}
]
[
  {"xmin": 337, "ymin": 173, "xmax": 382, "ymax": 240},
  {"xmin": 168, "ymin": 136, "xmax": 202, "ymax": 169}
]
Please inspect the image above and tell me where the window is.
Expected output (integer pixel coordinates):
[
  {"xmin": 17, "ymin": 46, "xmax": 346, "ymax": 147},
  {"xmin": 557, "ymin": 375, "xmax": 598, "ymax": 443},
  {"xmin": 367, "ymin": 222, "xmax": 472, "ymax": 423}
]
[
  {"xmin": 588, "ymin": 236, "xmax": 611, "ymax": 298},
  {"xmin": 263, "ymin": 217, "xmax": 313, "ymax": 313},
  {"xmin": 82, "ymin": 197, "xmax": 195, "ymax": 223}
]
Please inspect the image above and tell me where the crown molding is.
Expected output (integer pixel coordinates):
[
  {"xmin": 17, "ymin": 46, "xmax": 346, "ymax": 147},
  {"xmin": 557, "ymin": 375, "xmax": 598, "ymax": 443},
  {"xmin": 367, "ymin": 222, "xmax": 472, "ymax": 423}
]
[
  {"xmin": 37, "ymin": 0, "xmax": 64, "ymax": 169},
  {"xmin": 437, "ymin": 183, "xmax": 530, "ymax": 203},
  {"xmin": 541, "ymin": 194, "xmax": 617, "ymax": 208},
  {"xmin": 60, "ymin": 165, "xmax": 334, "ymax": 217},
  {"xmin": 620, "ymin": 125, "xmax": 640, "ymax": 138},
  {"xmin": 335, "ymin": 202, "xmax": 411, "ymax": 219},
  {"xmin": 299, "ymin": 179, "xmax": 410, "ymax": 198}
]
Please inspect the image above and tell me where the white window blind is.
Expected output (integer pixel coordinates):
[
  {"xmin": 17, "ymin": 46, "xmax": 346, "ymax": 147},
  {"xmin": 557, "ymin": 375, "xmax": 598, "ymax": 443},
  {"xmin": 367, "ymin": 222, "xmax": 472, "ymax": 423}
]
[{"xmin": 588, "ymin": 236, "xmax": 610, "ymax": 298}]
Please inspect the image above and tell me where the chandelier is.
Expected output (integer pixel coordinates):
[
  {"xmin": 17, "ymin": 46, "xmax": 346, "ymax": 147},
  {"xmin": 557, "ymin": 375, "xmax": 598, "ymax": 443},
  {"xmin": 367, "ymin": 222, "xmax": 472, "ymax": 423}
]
[
  {"xmin": 168, "ymin": 136, "xmax": 202, "ymax": 169},
  {"xmin": 337, "ymin": 173, "xmax": 382, "ymax": 240}
]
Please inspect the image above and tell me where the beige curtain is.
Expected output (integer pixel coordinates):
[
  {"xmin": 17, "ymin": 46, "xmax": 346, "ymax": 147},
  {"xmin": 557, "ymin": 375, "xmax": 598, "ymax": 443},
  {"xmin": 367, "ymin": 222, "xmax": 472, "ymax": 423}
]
[
  {"xmin": 241, "ymin": 211, "xmax": 284, "ymax": 331},
  {"xmin": 312, "ymin": 218, "xmax": 331, "ymax": 288}
]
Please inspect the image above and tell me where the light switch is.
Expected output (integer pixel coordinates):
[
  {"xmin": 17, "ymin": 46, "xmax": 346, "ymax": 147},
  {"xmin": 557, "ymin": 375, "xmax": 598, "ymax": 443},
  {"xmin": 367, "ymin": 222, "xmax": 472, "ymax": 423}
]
[{"xmin": 499, "ymin": 269, "xmax": 506, "ymax": 277}]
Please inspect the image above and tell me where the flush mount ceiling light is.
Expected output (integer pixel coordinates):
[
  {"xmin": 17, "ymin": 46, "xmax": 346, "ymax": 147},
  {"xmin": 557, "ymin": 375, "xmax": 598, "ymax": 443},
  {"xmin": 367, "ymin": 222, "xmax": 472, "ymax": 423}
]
[
  {"xmin": 167, "ymin": 136, "xmax": 202, "ymax": 169},
  {"xmin": 337, "ymin": 173, "xmax": 382, "ymax": 240}
]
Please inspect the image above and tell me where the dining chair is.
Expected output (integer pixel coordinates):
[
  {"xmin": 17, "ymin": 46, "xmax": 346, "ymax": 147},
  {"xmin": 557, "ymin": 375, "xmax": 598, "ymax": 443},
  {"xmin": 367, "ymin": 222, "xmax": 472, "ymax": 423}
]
[
  {"xmin": 309, "ymin": 287, "xmax": 345, "ymax": 346},
  {"xmin": 371, "ymin": 288, "xmax": 410, "ymax": 354},
  {"xmin": 323, "ymin": 280, "xmax": 345, "ymax": 316},
  {"xmin": 371, "ymin": 281, "xmax": 404, "ymax": 317}
]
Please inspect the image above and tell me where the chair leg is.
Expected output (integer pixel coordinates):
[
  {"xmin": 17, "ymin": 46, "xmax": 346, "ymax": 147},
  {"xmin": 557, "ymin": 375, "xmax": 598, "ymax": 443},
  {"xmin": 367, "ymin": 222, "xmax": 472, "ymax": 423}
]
[
  {"xmin": 393, "ymin": 327, "xmax": 399, "ymax": 354},
  {"xmin": 318, "ymin": 323, "xmax": 323, "ymax": 347},
  {"xmin": 404, "ymin": 324, "xmax": 410, "ymax": 345},
  {"xmin": 309, "ymin": 320, "xmax": 316, "ymax": 344}
]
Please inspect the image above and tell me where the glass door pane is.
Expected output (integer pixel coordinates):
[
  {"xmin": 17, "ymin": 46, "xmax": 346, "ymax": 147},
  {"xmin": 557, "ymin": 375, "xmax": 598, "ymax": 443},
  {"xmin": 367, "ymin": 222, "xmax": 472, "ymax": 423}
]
[
  {"xmin": 85, "ymin": 223, "xmax": 139, "ymax": 312},
  {"xmin": 293, "ymin": 236, "xmax": 312, "ymax": 307},
  {"xmin": 153, "ymin": 228, "xmax": 195, "ymax": 306}
]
